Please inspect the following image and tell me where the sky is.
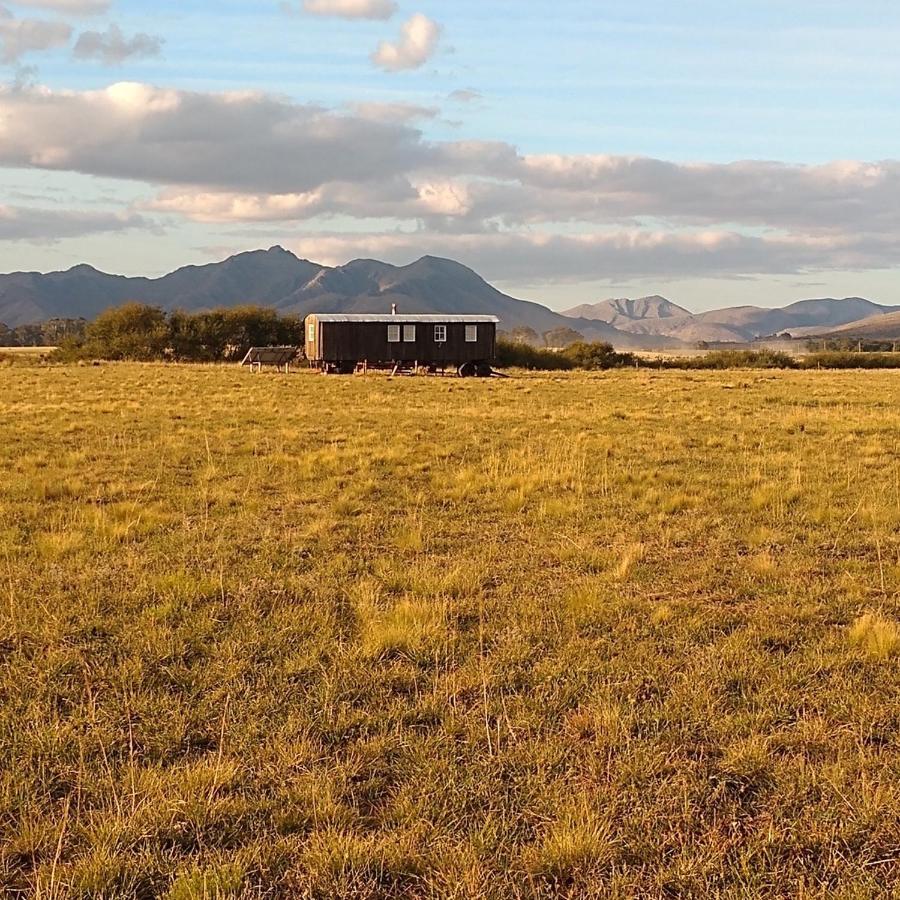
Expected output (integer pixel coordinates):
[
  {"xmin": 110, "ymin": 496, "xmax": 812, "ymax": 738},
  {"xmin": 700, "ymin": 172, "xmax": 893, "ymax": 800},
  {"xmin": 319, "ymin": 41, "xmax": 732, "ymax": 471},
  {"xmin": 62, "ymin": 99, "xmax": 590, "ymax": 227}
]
[{"xmin": 2, "ymin": 0, "xmax": 900, "ymax": 312}]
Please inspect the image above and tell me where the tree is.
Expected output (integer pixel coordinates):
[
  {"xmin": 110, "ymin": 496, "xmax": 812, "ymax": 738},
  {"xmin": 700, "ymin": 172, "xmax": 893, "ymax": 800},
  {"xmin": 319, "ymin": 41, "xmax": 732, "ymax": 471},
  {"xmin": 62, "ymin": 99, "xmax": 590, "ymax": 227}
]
[
  {"xmin": 83, "ymin": 303, "xmax": 169, "ymax": 361},
  {"xmin": 508, "ymin": 326, "xmax": 542, "ymax": 346},
  {"xmin": 543, "ymin": 327, "xmax": 585, "ymax": 348},
  {"xmin": 562, "ymin": 341, "xmax": 635, "ymax": 369}
]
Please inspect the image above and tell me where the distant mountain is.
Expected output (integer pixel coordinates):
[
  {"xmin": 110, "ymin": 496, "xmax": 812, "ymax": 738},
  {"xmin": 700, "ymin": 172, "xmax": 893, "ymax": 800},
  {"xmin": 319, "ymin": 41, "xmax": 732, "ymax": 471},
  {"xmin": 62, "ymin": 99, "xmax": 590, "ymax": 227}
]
[
  {"xmin": 0, "ymin": 248, "xmax": 676, "ymax": 349},
  {"xmin": 818, "ymin": 309, "xmax": 900, "ymax": 341},
  {"xmin": 562, "ymin": 294, "xmax": 900, "ymax": 343},
  {"xmin": 564, "ymin": 295, "xmax": 691, "ymax": 326}
]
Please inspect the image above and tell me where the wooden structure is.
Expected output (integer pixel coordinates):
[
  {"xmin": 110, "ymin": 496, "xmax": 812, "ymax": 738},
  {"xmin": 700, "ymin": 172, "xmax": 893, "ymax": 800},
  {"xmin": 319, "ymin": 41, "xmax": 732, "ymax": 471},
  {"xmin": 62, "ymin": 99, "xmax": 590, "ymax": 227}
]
[
  {"xmin": 241, "ymin": 346, "xmax": 298, "ymax": 373},
  {"xmin": 304, "ymin": 314, "xmax": 499, "ymax": 376}
]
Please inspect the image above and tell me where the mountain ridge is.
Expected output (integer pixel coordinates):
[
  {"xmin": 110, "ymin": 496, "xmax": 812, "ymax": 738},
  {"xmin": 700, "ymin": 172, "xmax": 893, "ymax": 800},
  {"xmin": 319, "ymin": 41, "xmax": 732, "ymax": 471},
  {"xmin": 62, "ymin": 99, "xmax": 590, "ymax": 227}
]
[
  {"xmin": 4, "ymin": 247, "xmax": 897, "ymax": 348},
  {"xmin": 563, "ymin": 295, "xmax": 900, "ymax": 343},
  {"xmin": 0, "ymin": 247, "xmax": 676, "ymax": 350}
]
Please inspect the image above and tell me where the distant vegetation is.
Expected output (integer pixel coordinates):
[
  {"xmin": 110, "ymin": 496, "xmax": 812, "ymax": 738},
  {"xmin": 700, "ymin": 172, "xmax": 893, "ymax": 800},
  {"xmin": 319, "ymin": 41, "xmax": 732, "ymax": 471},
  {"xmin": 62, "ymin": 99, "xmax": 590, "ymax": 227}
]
[
  {"xmin": 10, "ymin": 302, "xmax": 900, "ymax": 371},
  {"xmin": 661, "ymin": 349, "xmax": 798, "ymax": 369},
  {"xmin": 801, "ymin": 351, "xmax": 900, "ymax": 369},
  {"xmin": 500, "ymin": 342, "xmax": 900, "ymax": 372},
  {"xmin": 0, "ymin": 317, "xmax": 86, "ymax": 347},
  {"xmin": 807, "ymin": 338, "xmax": 900, "ymax": 353},
  {"xmin": 52, "ymin": 303, "xmax": 304, "ymax": 362},
  {"xmin": 497, "ymin": 338, "xmax": 637, "ymax": 370}
]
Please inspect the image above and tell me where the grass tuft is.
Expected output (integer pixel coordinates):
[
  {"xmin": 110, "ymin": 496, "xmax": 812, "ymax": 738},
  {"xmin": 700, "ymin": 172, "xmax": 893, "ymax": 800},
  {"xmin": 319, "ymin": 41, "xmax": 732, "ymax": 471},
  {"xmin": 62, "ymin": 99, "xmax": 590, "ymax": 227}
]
[{"xmin": 849, "ymin": 613, "xmax": 900, "ymax": 660}]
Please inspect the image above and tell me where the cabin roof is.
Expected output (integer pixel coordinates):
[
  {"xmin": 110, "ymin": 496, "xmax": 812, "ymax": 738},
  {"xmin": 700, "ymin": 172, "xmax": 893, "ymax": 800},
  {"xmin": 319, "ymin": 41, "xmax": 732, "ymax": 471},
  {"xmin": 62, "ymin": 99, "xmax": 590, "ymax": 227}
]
[{"xmin": 309, "ymin": 314, "xmax": 500, "ymax": 324}]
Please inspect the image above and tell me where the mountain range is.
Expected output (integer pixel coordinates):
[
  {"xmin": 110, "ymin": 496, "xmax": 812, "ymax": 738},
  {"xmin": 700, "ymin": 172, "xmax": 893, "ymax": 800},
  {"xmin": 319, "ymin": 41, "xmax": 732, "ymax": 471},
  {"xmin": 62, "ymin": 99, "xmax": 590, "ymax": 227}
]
[
  {"xmin": 1, "ymin": 246, "xmax": 898, "ymax": 348},
  {"xmin": 0, "ymin": 247, "xmax": 671, "ymax": 349},
  {"xmin": 562, "ymin": 295, "xmax": 900, "ymax": 344}
]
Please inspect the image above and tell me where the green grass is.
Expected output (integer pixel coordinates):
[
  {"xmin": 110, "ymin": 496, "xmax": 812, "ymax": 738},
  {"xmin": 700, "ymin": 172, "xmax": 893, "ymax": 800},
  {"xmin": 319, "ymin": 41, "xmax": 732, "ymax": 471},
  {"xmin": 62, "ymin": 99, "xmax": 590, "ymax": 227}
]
[{"xmin": 2, "ymin": 363, "xmax": 900, "ymax": 897}]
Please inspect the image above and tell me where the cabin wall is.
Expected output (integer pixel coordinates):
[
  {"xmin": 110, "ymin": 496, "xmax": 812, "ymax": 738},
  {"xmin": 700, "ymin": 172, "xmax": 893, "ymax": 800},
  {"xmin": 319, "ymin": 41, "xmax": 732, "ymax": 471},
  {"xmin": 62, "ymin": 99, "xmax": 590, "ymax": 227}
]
[
  {"xmin": 304, "ymin": 317, "xmax": 318, "ymax": 361},
  {"xmin": 316, "ymin": 321, "xmax": 495, "ymax": 365}
]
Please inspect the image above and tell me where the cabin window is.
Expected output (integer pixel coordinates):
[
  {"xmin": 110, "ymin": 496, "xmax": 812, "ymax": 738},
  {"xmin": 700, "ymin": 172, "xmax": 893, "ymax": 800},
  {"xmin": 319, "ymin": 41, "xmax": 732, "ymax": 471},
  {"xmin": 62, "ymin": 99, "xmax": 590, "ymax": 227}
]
[
  {"xmin": 307, "ymin": 324, "xmax": 315, "ymax": 342},
  {"xmin": 465, "ymin": 324, "xmax": 478, "ymax": 342},
  {"xmin": 403, "ymin": 324, "xmax": 416, "ymax": 342},
  {"xmin": 387, "ymin": 324, "xmax": 401, "ymax": 343},
  {"xmin": 434, "ymin": 325, "xmax": 447, "ymax": 343}
]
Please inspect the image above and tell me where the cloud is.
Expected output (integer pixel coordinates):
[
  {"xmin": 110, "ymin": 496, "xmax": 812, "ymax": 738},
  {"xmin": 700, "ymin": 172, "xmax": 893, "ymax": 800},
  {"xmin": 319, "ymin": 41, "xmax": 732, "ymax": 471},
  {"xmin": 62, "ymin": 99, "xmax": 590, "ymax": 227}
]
[
  {"xmin": 6, "ymin": 82, "xmax": 900, "ymax": 238},
  {"xmin": 5, "ymin": 81, "xmax": 900, "ymax": 281},
  {"xmin": 0, "ymin": 82, "xmax": 440, "ymax": 192},
  {"xmin": 0, "ymin": 12, "xmax": 71, "ymax": 62},
  {"xmin": 347, "ymin": 100, "xmax": 439, "ymax": 123},
  {"xmin": 372, "ymin": 13, "xmax": 440, "ymax": 71},
  {"xmin": 448, "ymin": 88, "xmax": 481, "ymax": 103},
  {"xmin": 0, "ymin": 204, "xmax": 148, "ymax": 241},
  {"xmin": 73, "ymin": 24, "xmax": 163, "ymax": 64},
  {"xmin": 296, "ymin": 0, "xmax": 397, "ymax": 20},
  {"xmin": 148, "ymin": 178, "xmax": 420, "ymax": 223},
  {"xmin": 10, "ymin": 0, "xmax": 109, "ymax": 14},
  {"xmin": 286, "ymin": 229, "xmax": 900, "ymax": 284}
]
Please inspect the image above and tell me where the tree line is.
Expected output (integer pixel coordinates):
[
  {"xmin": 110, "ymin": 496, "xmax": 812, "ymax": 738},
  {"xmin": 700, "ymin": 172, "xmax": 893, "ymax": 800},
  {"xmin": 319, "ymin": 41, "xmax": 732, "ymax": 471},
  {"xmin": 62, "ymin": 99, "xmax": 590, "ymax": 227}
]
[
  {"xmin": 18, "ymin": 301, "xmax": 900, "ymax": 370},
  {"xmin": 52, "ymin": 303, "xmax": 305, "ymax": 362},
  {"xmin": 1, "ymin": 318, "xmax": 87, "ymax": 347}
]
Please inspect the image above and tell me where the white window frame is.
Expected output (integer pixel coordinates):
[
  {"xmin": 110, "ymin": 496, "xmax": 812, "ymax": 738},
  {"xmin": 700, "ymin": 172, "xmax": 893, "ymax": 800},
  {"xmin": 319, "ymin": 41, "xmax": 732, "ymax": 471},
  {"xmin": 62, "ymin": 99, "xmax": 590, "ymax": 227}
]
[
  {"xmin": 465, "ymin": 324, "xmax": 478, "ymax": 343},
  {"xmin": 434, "ymin": 324, "xmax": 447, "ymax": 343},
  {"xmin": 403, "ymin": 324, "xmax": 417, "ymax": 342},
  {"xmin": 307, "ymin": 323, "xmax": 315, "ymax": 342},
  {"xmin": 387, "ymin": 324, "xmax": 401, "ymax": 343}
]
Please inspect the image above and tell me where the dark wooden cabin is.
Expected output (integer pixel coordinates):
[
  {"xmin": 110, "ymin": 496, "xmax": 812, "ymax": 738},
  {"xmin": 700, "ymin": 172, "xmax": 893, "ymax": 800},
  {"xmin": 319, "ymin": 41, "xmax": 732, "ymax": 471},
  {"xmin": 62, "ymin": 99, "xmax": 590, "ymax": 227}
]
[{"xmin": 304, "ymin": 314, "xmax": 499, "ymax": 375}]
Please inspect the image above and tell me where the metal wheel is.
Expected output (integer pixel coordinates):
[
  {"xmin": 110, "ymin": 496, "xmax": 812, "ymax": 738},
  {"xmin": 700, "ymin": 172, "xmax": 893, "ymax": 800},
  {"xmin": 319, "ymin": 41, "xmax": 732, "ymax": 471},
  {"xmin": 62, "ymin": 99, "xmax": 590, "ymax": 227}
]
[{"xmin": 457, "ymin": 361, "xmax": 477, "ymax": 378}]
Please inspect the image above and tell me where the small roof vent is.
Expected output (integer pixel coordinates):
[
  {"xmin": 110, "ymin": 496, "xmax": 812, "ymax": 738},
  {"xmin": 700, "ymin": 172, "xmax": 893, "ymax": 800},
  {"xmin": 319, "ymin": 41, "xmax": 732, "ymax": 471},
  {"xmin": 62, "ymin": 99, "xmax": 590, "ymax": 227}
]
[{"xmin": 391, "ymin": 304, "xmax": 398, "ymax": 315}]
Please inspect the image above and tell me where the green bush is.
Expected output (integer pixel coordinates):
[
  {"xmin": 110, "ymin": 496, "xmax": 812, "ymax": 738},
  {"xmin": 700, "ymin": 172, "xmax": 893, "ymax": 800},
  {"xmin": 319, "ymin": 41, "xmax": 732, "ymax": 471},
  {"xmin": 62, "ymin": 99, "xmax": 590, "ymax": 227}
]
[
  {"xmin": 801, "ymin": 352, "xmax": 900, "ymax": 369},
  {"xmin": 51, "ymin": 304, "xmax": 305, "ymax": 363},
  {"xmin": 495, "ymin": 338, "xmax": 573, "ymax": 370},
  {"xmin": 496, "ymin": 339, "xmax": 638, "ymax": 371},
  {"xmin": 663, "ymin": 349, "xmax": 799, "ymax": 370},
  {"xmin": 562, "ymin": 341, "xmax": 636, "ymax": 370}
]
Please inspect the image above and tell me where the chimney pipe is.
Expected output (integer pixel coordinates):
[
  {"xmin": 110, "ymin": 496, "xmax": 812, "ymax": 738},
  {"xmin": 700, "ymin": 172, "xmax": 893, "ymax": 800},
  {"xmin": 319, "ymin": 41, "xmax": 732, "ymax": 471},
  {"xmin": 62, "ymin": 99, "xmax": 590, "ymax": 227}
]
[{"xmin": 391, "ymin": 304, "xmax": 398, "ymax": 315}]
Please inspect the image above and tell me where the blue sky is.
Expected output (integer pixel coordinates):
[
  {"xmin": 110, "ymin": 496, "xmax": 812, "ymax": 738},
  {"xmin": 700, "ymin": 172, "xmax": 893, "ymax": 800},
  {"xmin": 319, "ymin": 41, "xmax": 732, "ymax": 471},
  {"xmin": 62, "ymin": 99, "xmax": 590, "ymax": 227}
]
[{"xmin": 2, "ymin": 0, "xmax": 900, "ymax": 311}]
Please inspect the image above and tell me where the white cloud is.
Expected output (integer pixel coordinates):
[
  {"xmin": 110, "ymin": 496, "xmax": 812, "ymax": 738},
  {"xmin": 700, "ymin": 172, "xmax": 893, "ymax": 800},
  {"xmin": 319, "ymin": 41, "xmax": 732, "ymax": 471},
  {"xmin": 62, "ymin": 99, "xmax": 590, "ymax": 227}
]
[
  {"xmin": 448, "ymin": 88, "xmax": 481, "ymax": 103},
  {"xmin": 0, "ymin": 204, "xmax": 147, "ymax": 241},
  {"xmin": 0, "ymin": 82, "xmax": 438, "ymax": 191},
  {"xmin": 286, "ymin": 229, "xmax": 900, "ymax": 283},
  {"xmin": 5, "ymin": 81, "xmax": 900, "ymax": 281},
  {"xmin": 372, "ymin": 13, "xmax": 440, "ymax": 71},
  {"xmin": 148, "ymin": 178, "xmax": 419, "ymax": 222},
  {"xmin": 347, "ymin": 100, "xmax": 439, "ymax": 123},
  {"xmin": 0, "ymin": 12, "xmax": 71, "ymax": 62},
  {"xmin": 73, "ymin": 24, "xmax": 163, "ymax": 64},
  {"xmin": 10, "ymin": 0, "xmax": 109, "ymax": 14},
  {"xmin": 298, "ymin": 0, "xmax": 397, "ymax": 20}
]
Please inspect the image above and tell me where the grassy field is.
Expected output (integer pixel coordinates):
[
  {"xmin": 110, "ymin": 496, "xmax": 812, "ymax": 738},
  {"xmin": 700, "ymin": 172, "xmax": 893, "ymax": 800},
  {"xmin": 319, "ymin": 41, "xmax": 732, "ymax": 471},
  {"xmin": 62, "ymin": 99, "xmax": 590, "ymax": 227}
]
[
  {"xmin": 2, "ymin": 363, "xmax": 900, "ymax": 898},
  {"xmin": 0, "ymin": 347, "xmax": 56, "ymax": 361}
]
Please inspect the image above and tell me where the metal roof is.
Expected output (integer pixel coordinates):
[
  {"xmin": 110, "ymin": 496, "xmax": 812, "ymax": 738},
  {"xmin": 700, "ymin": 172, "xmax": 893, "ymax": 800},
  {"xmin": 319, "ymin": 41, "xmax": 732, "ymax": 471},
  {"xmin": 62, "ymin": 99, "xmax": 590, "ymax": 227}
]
[{"xmin": 308, "ymin": 314, "xmax": 500, "ymax": 324}]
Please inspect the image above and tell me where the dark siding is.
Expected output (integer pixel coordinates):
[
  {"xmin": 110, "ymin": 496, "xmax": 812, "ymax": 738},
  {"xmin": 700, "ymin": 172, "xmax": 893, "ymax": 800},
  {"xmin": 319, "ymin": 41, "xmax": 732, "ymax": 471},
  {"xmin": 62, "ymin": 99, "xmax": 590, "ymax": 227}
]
[{"xmin": 311, "ymin": 319, "xmax": 496, "ymax": 366}]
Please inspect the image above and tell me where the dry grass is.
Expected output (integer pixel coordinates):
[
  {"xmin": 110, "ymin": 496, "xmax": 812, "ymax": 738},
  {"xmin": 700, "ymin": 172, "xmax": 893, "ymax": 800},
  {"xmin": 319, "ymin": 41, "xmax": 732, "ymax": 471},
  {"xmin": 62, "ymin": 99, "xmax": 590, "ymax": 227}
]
[{"xmin": 2, "ymin": 363, "xmax": 900, "ymax": 897}]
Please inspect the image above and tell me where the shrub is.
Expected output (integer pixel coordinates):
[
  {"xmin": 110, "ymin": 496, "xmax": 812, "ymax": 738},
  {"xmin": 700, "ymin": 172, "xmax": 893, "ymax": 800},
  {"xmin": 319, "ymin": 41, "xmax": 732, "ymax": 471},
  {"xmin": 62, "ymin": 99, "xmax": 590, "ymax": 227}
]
[
  {"xmin": 77, "ymin": 303, "xmax": 170, "ymax": 362},
  {"xmin": 495, "ymin": 338, "xmax": 573, "ymax": 370},
  {"xmin": 668, "ymin": 349, "xmax": 798, "ymax": 370},
  {"xmin": 562, "ymin": 341, "xmax": 636, "ymax": 370},
  {"xmin": 496, "ymin": 339, "xmax": 637, "ymax": 371},
  {"xmin": 544, "ymin": 326, "xmax": 586, "ymax": 348},
  {"xmin": 801, "ymin": 352, "xmax": 900, "ymax": 369},
  {"xmin": 50, "ymin": 304, "xmax": 305, "ymax": 363}
]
